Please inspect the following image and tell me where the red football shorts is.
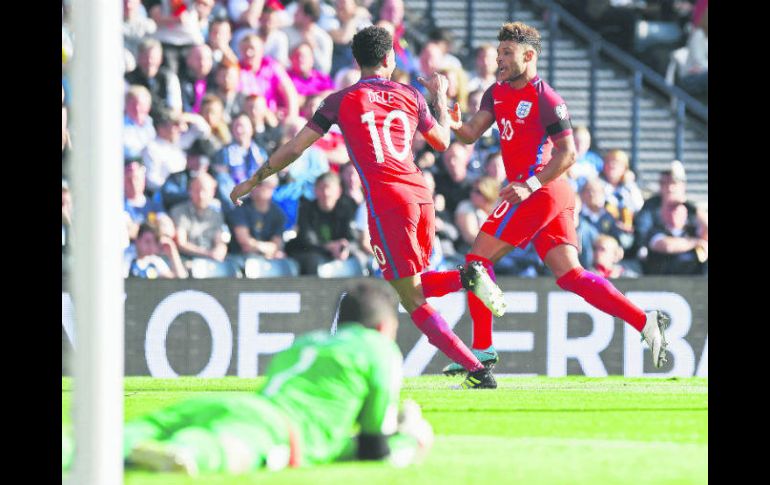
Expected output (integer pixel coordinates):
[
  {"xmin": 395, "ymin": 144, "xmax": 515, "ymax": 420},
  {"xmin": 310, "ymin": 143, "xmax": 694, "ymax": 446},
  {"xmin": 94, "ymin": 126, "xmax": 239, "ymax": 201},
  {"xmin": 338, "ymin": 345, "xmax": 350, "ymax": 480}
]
[
  {"xmin": 368, "ymin": 203, "xmax": 434, "ymax": 281},
  {"xmin": 480, "ymin": 177, "xmax": 578, "ymax": 260}
]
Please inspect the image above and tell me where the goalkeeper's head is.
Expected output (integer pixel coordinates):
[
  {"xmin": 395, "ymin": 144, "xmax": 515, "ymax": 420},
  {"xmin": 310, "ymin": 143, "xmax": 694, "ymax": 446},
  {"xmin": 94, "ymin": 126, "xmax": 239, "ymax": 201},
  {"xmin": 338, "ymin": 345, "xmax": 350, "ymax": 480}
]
[{"xmin": 337, "ymin": 280, "xmax": 400, "ymax": 340}]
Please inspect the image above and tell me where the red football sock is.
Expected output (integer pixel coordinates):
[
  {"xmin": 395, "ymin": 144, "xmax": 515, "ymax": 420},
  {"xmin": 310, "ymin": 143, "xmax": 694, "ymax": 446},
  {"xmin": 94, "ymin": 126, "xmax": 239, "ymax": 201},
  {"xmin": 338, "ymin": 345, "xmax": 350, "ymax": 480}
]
[
  {"xmin": 556, "ymin": 268, "xmax": 647, "ymax": 331},
  {"xmin": 411, "ymin": 304, "xmax": 484, "ymax": 372},
  {"xmin": 466, "ymin": 254, "xmax": 496, "ymax": 349},
  {"xmin": 421, "ymin": 270, "xmax": 462, "ymax": 298}
]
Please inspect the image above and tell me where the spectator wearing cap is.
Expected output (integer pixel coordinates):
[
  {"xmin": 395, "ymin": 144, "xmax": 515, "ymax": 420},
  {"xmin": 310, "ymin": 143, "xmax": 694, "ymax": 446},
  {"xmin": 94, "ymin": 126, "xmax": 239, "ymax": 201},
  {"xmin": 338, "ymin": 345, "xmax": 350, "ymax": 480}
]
[
  {"xmin": 283, "ymin": 0, "xmax": 334, "ymax": 75},
  {"xmin": 228, "ymin": 175, "xmax": 287, "ymax": 260},
  {"xmin": 241, "ymin": 94, "xmax": 282, "ymax": 156},
  {"xmin": 236, "ymin": 33, "xmax": 300, "ymax": 120},
  {"xmin": 145, "ymin": 0, "xmax": 205, "ymax": 75},
  {"xmin": 128, "ymin": 223, "xmax": 189, "ymax": 279},
  {"xmin": 142, "ymin": 110, "xmax": 189, "ymax": 192},
  {"xmin": 179, "ymin": 44, "xmax": 215, "ymax": 113},
  {"xmin": 287, "ymin": 42, "xmax": 335, "ymax": 106},
  {"xmin": 590, "ymin": 234, "xmax": 639, "ymax": 279},
  {"xmin": 258, "ymin": 0, "xmax": 291, "ymax": 68},
  {"xmin": 125, "ymin": 38, "xmax": 183, "ymax": 119},
  {"xmin": 170, "ymin": 171, "xmax": 229, "ymax": 265},
  {"xmin": 124, "ymin": 85, "xmax": 157, "ymax": 159},
  {"xmin": 642, "ymin": 201, "xmax": 708, "ymax": 275}
]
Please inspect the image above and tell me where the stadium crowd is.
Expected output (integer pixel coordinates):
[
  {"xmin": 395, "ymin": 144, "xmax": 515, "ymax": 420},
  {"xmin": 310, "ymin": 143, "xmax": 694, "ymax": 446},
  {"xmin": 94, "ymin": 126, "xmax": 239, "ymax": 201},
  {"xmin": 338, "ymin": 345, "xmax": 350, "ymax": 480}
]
[{"xmin": 61, "ymin": 0, "xmax": 707, "ymax": 280}]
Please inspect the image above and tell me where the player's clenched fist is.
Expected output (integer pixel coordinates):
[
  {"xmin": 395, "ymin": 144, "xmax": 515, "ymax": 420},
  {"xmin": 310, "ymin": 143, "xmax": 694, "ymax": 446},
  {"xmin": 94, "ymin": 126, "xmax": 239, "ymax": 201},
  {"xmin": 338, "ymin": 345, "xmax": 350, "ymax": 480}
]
[
  {"xmin": 417, "ymin": 72, "xmax": 449, "ymax": 97},
  {"xmin": 500, "ymin": 181, "xmax": 534, "ymax": 204}
]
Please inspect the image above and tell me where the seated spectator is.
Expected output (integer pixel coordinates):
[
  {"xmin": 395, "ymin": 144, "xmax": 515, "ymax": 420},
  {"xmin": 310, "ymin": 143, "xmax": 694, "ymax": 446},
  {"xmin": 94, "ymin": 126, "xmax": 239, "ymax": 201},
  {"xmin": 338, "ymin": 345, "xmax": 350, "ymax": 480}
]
[
  {"xmin": 128, "ymin": 223, "xmax": 188, "ymax": 279},
  {"xmin": 633, "ymin": 160, "xmax": 708, "ymax": 259},
  {"xmin": 426, "ymin": 27, "xmax": 463, "ymax": 71},
  {"xmin": 193, "ymin": 0, "xmax": 219, "ymax": 41},
  {"xmin": 454, "ymin": 176, "xmax": 500, "ymax": 254},
  {"xmin": 123, "ymin": 0, "xmax": 157, "ymax": 70},
  {"xmin": 377, "ymin": 1, "xmax": 417, "ymax": 77},
  {"xmin": 146, "ymin": 0, "xmax": 205, "ymax": 74},
  {"xmin": 422, "ymin": 170, "xmax": 460, "ymax": 260},
  {"xmin": 568, "ymin": 125, "xmax": 604, "ymax": 192},
  {"xmin": 124, "ymin": 85, "xmax": 156, "ymax": 159},
  {"xmin": 124, "ymin": 158, "xmax": 170, "ymax": 241},
  {"xmin": 579, "ymin": 177, "xmax": 632, "ymax": 259},
  {"xmin": 679, "ymin": 7, "xmax": 707, "ymax": 100},
  {"xmin": 328, "ymin": 0, "xmax": 372, "ymax": 76},
  {"xmin": 414, "ymin": 41, "xmax": 446, "ymax": 95},
  {"xmin": 433, "ymin": 141, "xmax": 474, "ymax": 215},
  {"xmin": 467, "ymin": 44, "xmax": 498, "ymax": 93},
  {"xmin": 236, "ymin": 33, "xmax": 300, "ymax": 120},
  {"xmin": 283, "ymin": 0, "xmax": 334, "ymax": 75},
  {"xmin": 287, "ymin": 42, "xmax": 335, "ymax": 105},
  {"xmin": 599, "ymin": 149, "xmax": 644, "ymax": 236},
  {"xmin": 198, "ymin": 94, "xmax": 232, "ymax": 151},
  {"xmin": 124, "ymin": 38, "xmax": 183, "ymax": 118},
  {"xmin": 228, "ymin": 175, "xmax": 287, "ymax": 260},
  {"xmin": 179, "ymin": 44, "xmax": 215, "ymax": 113},
  {"xmin": 207, "ymin": 17, "xmax": 239, "ymax": 69},
  {"xmin": 339, "ymin": 161, "xmax": 365, "ymax": 208},
  {"xmin": 284, "ymin": 172, "xmax": 361, "ymax": 275},
  {"xmin": 257, "ymin": 0, "xmax": 291, "ymax": 68},
  {"xmin": 169, "ymin": 171, "xmax": 229, "ymax": 266},
  {"xmin": 156, "ymin": 138, "xmax": 218, "ymax": 211},
  {"xmin": 241, "ymin": 94, "xmax": 282, "ymax": 156},
  {"xmin": 334, "ymin": 59, "xmax": 361, "ymax": 90},
  {"xmin": 484, "ymin": 151, "xmax": 507, "ymax": 186},
  {"xmin": 212, "ymin": 113, "xmax": 269, "ymax": 213},
  {"xmin": 142, "ymin": 110, "xmax": 189, "ymax": 193},
  {"xmin": 643, "ymin": 201, "xmax": 708, "ymax": 275},
  {"xmin": 574, "ymin": 192, "xmax": 600, "ymax": 270},
  {"xmin": 209, "ymin": 62, "xmax": 244, "ymax": 122},
  {"xmin": 590, "ymin": 234, "xmax": 639, "ymax": 279}
]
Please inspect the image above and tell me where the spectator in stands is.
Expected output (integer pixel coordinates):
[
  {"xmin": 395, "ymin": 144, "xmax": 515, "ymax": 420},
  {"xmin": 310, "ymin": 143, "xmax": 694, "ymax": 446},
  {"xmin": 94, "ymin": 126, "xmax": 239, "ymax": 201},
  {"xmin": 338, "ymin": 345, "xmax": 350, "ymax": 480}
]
[
  {"xmin": 427, "ymin": 27, "xmax": 463, "ymax": 70},
  {"xmin": 198, "ymin": 93, "xmax": 232, "ymax": 151},
  {"xmin": 209, "ymin": 62, "xmax": 244, "ymax": 122},
  {"xmin": 334, "ymin": 58, "xmax": 361, "ymax": 90},
  {"xmin": 123, "ymin": 0, "xmax": 157, "ymax": 72},
  {"xmin": 212, "ymin": 113, "xmax": 269, "ymax": 213},
  {"xmin": 579, "ymin": 177, "xmax": 631, "ymax": 260},
  {"xmin": 236, "ymin": 33, "xmax": 300, "ymax": 120},
  {"xmin": 170, "ymin": 170, "xmax": 229, "ymax": 268},
  {"xmin": 234, "ymin": 94, "xmax": 281, "ymax": 155},
  {"xmin": 438, "ymin": 65, "xmax": 469, "ymax": 114},
  {"xmin": 284, "ymin": 0, "xmax": 334, "ymax": 75},
  {"xmin": 156, "ymin": 138, "xmax": 218, "ymax": 211},
  {"xmin": 599, "ymin": 149, "xmax": 644, "ymax": 240},
  {"xmin": 256, "ymin": 0, "xmax": 291, "ymax": 67},
  {"xmin": 568, "ymin": 125, "xmax": 604, "ymax": 192},
  {"xmin": 179, "ymin": 44, "xmax": 215, "ymax": 113},
  {"xmin": 125, "ymin": 38, "xmax": 183, "ymax": 118},
  {"xmin": 574, "ymin": 192, "xmax": 599, "ymax": 269},
  {"xmin": 124, "ymin": 85, "xmax": 157, "ymax": 159},
  {"xmin": 229, "ymin": 175, "xmax": 287, "ymax": 259},
  {"xmin": 124, "ymin": 158, "xmax": 170, "ymax": 241},
  {"xmin": 467, "ymin": 44, "xmax": 498, "ymax": 93},
  {"xmin": 415, "ymin": 41, "xmax": 446, "ymax": 94},
  {"xmin": 454, "ymin": 176, "xmax": 500, "ymax": 254},
  {"xmin": 287, "ymin": 42, "xmax": 335, "ymax": 105},
  {"xmin": 484, "ymin": 151, "xmax": 507, "ymax": 186},
  {"xmin": 146, "ymin": 0, "xmax": 205, "ymax": 74},
  {"xmin": 128, "ymin": 223, "xmax": 189, "ymax": 279},
  {"xmin": 377, "ymin": 1, "xmax": 417, "ymax": 77},
  {"xmin": 285, "ymin": 172, "xmax": 360, "ymax": 275},
  {"xmin": 339, "ymin": 161, "xmax": 365, "ymax": 208},
  {"xmin": 207, "ymin": 17, "xmax": 239, "ymax": 68},
  {"xmin": 643, "ymin": 200, "xmax": 708, "ymax": 275},
  {"xmin": 433, "ymin": 141, "xmax": 474, "ymax": 215},
  {"xmin": 328, "ymin": 0, "xmax": 372, "ymax": 76},
  {"xmin": 142, "ymin": 110, "xmax": 189, "ymax": 192},
  {"xmin": 679, "ymin": 5, "xmax": 707, "ymax": 99},
  {"xmin": 633, "ymin": 160, "xmax": 708, "ymax": 260},
  {"xmin": 422, "ymin": 170, "xmax": 460, "ymax": 261},
  {"xmin": 193, "ymin": 0, "xmax": 219, "ymax": 40},
  {"xmin": 590, "ymin": 234, "xmax": 639, "ymax": 279}
]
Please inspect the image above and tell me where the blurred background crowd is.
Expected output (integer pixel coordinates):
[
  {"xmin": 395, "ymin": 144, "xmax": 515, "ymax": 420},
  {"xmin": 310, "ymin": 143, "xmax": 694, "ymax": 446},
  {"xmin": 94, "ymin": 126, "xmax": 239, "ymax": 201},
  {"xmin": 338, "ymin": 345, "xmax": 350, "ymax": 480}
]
[{"xmin": 61, "ymin": 0, "xmax": 707, "ymax": 280}]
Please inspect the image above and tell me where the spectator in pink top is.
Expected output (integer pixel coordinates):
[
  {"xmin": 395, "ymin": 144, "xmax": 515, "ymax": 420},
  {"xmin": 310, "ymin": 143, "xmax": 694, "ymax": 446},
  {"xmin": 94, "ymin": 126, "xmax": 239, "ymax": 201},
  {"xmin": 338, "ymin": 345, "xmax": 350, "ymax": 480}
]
[
  {"xmin": 287, "ymin": 42, "xmax": 334, "ymax": 105},
  {"xmin": 236, "ymin": 33, "xmax": 299, "ymax": 120}
]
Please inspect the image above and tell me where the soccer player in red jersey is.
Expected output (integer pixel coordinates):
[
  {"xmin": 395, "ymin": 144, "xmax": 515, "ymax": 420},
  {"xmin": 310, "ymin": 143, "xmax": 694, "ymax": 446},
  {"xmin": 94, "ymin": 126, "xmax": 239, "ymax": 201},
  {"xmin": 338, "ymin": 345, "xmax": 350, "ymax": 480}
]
[
  {"xmin": 229, "ymin": 26, "xmax": 502, "ymax": 388},
  {"xmin": 435, "ymin": 22, "xmax": 669, "ymax": 375}
]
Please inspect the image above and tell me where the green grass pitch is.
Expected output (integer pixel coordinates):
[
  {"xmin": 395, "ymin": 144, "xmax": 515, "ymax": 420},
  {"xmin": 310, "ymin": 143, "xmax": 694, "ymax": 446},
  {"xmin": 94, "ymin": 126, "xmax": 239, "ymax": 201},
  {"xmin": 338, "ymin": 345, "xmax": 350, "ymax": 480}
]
[{"xmin": 62, "ymin": 376, "xmax": 708, "ymax": 484}]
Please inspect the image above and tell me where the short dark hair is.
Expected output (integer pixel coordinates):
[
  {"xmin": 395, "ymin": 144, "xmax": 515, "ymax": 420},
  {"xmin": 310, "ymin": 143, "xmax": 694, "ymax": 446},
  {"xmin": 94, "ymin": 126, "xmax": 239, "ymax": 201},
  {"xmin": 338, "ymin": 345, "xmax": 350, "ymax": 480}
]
[
  {"xmin": 298, "ymin": 0, "xmax": 321, "ymax": 22},
  {"xmin": 498, "ymin": 21, "xmax": 542, "ymax": 55},
  {"xmin": 337, "ymin": 280, "xmax": 399, "ymax": 329},
  {"xmin": 352, "ymin": 26, "xmax": 393, "ymax": 69},
  {"xmin": 137, "ymin": 223, "xmax": 159, "ymax": 241}
]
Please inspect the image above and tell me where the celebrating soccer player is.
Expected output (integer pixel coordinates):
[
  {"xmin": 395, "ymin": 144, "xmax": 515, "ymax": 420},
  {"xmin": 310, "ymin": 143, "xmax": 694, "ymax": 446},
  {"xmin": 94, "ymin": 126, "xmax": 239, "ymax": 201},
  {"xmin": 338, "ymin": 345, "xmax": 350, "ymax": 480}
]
[
  {"xmin": 438, "ymin": 21, "xmax": 669, "ymax": 375},
  {"xmin": 229, "ymin": 26, "xmax": 504, "ymax": 389}
]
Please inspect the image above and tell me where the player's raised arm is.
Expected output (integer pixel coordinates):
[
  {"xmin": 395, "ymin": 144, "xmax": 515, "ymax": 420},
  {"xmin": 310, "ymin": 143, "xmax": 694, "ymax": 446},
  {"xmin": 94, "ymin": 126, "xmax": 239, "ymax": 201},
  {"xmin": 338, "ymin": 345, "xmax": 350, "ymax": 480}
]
[
  {"xmin": 417, "ymin": 73, "xmax": 452, "ymax": 152},
  {"xmin": 448, "ymin": 105, "xmax": 495, "ymax": 145},
  {"xmin": 229, "ymin": 125, "xmax": 322, "ymax": 206}
]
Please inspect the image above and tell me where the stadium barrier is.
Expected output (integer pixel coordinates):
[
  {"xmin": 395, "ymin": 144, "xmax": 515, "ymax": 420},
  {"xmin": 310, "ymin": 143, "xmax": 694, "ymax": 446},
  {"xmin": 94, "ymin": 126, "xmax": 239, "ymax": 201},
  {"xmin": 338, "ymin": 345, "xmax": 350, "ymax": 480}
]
[{"xmin": 62, "ymin": 277, "xmax": 707, "ymax": 377}]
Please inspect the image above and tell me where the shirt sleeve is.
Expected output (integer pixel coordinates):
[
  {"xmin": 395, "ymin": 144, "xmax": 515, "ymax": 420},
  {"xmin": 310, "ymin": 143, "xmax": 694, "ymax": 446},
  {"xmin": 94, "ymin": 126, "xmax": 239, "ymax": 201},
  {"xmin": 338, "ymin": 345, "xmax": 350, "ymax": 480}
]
[
  {"xmin": 306, "ymin": 90, "xmax": 343, "ymax": 135},
  {"xmin": 479, "ymin": 84, "xmax": 495, "ymax": 114},
  {"xmin": 414, "ymin": 88, "xmax": 436, "ymax": 134},
  {"xmin": 538, "ymin": 85, "xmax": 573, "ymax": 141}
]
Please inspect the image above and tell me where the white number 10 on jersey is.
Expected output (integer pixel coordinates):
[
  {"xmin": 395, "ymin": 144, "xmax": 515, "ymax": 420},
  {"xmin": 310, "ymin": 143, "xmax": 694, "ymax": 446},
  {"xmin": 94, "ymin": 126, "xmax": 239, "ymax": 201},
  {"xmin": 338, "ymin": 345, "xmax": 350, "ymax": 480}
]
[{"xmin": 361, "ymin": 110, "xmax": 412, "ymax": 163}]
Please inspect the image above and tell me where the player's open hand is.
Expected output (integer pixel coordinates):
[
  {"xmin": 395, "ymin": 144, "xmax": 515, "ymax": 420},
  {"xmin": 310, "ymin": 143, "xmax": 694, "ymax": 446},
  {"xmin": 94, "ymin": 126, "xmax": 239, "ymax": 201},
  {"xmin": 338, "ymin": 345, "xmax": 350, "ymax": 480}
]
[
  {"xmin": 500, "ymin": 181, "xmax": 533, "ymax": 204},
  {"xmin": 417, "ymin": 72, "xmax": 449, "ymax": 97}
]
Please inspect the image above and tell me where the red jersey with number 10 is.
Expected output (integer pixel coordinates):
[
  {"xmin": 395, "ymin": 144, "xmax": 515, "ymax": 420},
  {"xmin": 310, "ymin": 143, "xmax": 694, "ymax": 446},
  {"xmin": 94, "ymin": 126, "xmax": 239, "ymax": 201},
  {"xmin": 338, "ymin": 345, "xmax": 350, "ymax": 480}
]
[
  {"xmin": 306, "ymin": 76, "xmax": 436, "ymax": 215},
  {"xmin": 480, "ymin": 75, "xmax": 573, "ymax": 184}
]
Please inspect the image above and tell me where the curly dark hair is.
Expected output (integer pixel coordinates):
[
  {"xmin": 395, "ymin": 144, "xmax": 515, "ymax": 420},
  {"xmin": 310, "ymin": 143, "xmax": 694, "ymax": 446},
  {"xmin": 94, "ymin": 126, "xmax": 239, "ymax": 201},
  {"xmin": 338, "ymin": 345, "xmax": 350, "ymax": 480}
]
[
  {"xmin": 352, "ymin": 26, "xmax": 393, "ymax": 69},
  {"xmin": 498, "ymin": 21, "xmax": 542, "ymax": 55}
]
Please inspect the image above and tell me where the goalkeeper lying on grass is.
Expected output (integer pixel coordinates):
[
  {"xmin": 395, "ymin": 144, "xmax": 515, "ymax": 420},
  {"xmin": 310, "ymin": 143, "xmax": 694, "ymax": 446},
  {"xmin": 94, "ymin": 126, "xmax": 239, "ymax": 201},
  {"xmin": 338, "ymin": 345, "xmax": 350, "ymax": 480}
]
[{"xmin": 62, "ymin": 280, "xmax": 433, "ymax": 476}]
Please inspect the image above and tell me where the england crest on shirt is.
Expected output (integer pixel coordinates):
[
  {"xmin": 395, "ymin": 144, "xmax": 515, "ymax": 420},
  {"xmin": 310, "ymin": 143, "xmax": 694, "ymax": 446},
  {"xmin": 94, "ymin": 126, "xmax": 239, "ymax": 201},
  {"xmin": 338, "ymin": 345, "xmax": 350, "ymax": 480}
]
[{"xmin": 515, "ymin": 101, "xmax": 532, "ymax": 119}]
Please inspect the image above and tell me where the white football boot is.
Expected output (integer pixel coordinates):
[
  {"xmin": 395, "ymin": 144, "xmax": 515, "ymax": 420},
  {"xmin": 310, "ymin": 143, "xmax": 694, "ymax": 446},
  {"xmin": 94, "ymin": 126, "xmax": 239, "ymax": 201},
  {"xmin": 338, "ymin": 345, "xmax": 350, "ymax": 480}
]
[
  {"xmin": 460, "ymin": 262, "xmax": 506, "ymax": 317},
  {"xmin": 641, "ymin": 310, "xmax": 670, "ymax": 368}
]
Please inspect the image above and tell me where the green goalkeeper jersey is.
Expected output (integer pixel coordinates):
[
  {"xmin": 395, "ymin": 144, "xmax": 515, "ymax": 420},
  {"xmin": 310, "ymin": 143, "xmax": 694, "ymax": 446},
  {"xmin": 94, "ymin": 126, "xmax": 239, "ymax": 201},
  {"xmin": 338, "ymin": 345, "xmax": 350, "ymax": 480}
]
[{"xmin": 260, "ymin": 323, "xmax": 404, "ymax": 465}]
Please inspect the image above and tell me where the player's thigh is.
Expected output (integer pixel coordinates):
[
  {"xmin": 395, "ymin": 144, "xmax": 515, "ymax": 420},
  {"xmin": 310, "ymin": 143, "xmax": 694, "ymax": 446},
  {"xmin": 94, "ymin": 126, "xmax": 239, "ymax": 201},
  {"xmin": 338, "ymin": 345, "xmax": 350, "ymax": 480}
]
[
  {"xmin": 469, "ymin": 230, "xmax": 515, "ymax": 264},
  {"xmin": 369, "ymin": 203, "xmax": 433, "ymax": 281},
  {"xmin": 479, "ymin": 195, "xmax": 562, "ymax": 257},
  {"xmin": 535, "ymin": 210, "xmax": 582, "ymax": 278}
]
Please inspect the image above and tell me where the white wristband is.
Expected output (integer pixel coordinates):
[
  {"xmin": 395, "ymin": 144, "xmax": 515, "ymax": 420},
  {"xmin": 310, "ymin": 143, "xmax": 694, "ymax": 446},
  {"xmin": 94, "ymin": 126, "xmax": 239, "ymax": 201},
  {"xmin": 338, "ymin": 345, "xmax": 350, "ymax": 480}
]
[{"xmin": 525, "ymin": 175, "xmax": 542, "ymax": 192}]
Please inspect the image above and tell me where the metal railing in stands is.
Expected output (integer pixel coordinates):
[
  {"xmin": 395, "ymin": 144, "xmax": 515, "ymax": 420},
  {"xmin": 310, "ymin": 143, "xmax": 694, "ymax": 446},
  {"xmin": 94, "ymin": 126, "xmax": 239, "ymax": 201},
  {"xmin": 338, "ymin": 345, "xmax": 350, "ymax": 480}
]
[{"xmin": 428, "ymin": 0, "xmax": 708, "ymax": 173}]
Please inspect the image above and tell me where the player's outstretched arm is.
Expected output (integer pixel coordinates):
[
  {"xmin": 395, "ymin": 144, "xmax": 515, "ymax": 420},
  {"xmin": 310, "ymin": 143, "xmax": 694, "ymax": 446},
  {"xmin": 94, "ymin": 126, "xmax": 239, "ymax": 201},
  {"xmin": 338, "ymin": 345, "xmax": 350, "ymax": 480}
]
[
  {"xmin": 449, "ymin": 105, "xmax": 495, "ymax": 145},
  {"xmin": 229, "ymin": 126, "xmax": 322, "ymax": 206}
]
